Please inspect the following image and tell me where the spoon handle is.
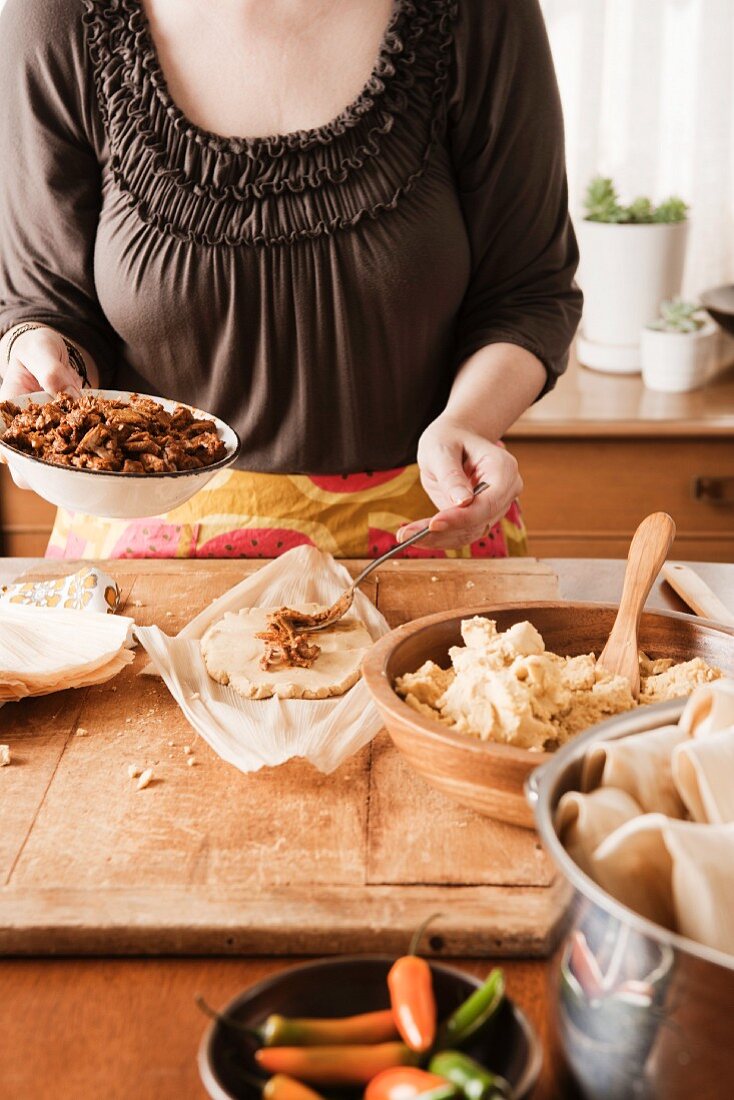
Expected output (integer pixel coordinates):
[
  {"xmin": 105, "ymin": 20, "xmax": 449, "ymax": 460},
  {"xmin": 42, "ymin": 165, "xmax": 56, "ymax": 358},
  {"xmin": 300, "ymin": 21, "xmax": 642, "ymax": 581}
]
[
  {"xmin": 351, "ymin": 481, "xmax": 490, "ymax": 589},
  {"xmin": 598, "ymin": 511, "xmax": 676, "ymax": 695},
  {"xmin": 617, "ymin": 512, "xmax": 677, "ymax": 626}
]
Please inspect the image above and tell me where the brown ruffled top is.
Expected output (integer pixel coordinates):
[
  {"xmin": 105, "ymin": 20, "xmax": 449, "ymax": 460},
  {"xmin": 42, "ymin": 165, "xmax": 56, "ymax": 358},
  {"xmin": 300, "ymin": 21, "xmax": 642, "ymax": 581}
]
[{"xmin": 0, "ymin": 0, "xmax": 581, "ymax": 473}]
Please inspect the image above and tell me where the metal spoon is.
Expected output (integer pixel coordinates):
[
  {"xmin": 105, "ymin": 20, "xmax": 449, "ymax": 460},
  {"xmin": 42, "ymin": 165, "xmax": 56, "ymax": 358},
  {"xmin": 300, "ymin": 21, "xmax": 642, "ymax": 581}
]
[{"xmin": 308, "ymin": 480, "xmax": 490, "ymax": 632}]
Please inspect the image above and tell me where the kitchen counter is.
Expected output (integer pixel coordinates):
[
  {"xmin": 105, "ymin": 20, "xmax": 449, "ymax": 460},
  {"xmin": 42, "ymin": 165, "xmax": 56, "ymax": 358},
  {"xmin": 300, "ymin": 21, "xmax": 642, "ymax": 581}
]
[
  {"xmin": 509, "ymin": 352, "xmax": 734, "ymax": 438},
  {"xmin": 1, "ymin": 555, "xmax": 733, "ymax": 1100}
]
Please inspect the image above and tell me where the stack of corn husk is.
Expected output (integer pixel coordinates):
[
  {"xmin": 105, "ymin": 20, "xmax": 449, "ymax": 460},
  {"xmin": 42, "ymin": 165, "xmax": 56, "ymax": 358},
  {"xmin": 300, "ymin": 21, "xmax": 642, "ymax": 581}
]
[{"xmin": 0, "ymin": 603, "xmax": 134, "ymax": 701}]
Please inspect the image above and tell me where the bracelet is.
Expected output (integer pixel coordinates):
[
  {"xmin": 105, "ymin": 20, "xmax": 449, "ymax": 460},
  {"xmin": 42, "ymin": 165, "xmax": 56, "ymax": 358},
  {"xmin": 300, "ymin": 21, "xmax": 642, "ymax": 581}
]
[
  {"xmin": 5, "ymin": 323, "xmax": 43, "ymax": 363},
  {"xmin": 62, "ymin": 337, "xmax": 91, "ymax": 389},
  {"xmin": 5, "ymin": 325, "xmax": 91, "ymax": 390}
]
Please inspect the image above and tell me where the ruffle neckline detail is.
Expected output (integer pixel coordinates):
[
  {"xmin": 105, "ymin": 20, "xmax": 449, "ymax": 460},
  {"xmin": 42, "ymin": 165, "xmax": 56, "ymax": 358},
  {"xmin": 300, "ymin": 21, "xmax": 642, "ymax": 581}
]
[{"xmin": 81, "ymin": 0, "xmax": 457, "ymax": 247}]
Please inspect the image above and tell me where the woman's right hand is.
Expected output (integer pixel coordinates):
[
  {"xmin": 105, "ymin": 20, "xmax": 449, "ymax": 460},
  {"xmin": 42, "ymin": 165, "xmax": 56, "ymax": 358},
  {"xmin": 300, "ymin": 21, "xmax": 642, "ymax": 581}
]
[
  {"xmin": 0, "ymin": 326, "xmax": 87, "ymax": 490},
  {"xmin": 0, "ymin": 325, "xmax": 85, "ymax": 402}
]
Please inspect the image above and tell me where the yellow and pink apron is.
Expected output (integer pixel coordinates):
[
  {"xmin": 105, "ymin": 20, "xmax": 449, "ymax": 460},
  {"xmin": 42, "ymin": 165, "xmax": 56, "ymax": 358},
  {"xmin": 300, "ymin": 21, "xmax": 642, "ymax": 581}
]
[{"xmin": 46, "ymin": 464, "xmax": 527, "ymax": 560}]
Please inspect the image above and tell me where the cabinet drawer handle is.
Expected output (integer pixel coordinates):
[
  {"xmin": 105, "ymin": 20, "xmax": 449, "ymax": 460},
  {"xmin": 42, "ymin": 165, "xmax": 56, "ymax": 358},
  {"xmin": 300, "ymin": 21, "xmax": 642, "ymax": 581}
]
[{"xmin": 692, "ymin": 476, "xmax": 734, "ymax": 506}]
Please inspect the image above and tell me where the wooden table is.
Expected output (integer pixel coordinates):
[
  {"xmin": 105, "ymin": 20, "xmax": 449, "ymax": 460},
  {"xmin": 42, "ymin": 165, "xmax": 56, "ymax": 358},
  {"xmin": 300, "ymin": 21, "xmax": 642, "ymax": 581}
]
[{"xmin": 2, "ymin": 557, "xmax": 733, "ymax": 1100}]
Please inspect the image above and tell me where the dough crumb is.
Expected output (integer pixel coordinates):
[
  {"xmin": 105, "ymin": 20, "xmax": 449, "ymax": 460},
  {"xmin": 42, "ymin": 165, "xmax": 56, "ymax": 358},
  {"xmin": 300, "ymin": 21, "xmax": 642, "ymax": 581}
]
[
  {"xmin": 0, "ymin": 745, "xmax": 11, "ymax": 766},
  {"xmin": 430, "ymin": 575, "xmax": 438, "ymax": 583},
  {"xmin": 189, "ymin": 692, "xmax": 200, "ymax": 701},
  {"xmin": 183, "ymin": 746, "xmax": 192, "ymax": 756},
  {"xmin": 466, "ymin": 580, "xmax": 476, "ymax": 590},
  {"xmin": 136, "ymin": 767, "xmax": 155, "ymax": 790},
  {"xmin": 127, "ymin": 764, "xmax": 141, "ymax": 779},
  {"xmin": 75, "ymin": 727, "xmax": 89, "ymax": 737},
  {"xmin": 186, "ymin": 756, "xmax": 196, "ymax": 767},
  {"xmin": 165, "ymin": 611, "xmax": 173, "ymax": 618},
  {"xmin": 132, "ymin": 600, "xmax": 143, "ymax": 608}
]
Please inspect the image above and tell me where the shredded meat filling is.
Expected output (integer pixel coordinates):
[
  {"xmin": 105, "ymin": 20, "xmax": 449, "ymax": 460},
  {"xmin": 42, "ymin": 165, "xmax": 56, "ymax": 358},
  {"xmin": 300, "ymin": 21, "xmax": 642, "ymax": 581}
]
[
  {"xmin": 0, "ymin": 392, "xmax": 227, "ymax": 473},
  {"xmin": 255, "ymin": 606, "xmax": 337, "ymax": 670}
]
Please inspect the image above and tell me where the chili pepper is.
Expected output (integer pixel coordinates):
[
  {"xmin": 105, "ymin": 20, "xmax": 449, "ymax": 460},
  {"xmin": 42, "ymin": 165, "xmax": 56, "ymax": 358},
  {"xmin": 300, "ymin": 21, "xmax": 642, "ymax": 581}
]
[
  {"xmin": 261, "ymin": 1009, "xmax": 398, "ymax": 1047},
  {"xmin": 196, "ymin": 997, "xmax": 397, "ymax": 1047},
  {"xmin": 365, "ymin": 1066, "xmax": 461, "ymax": 1100},
  {"xmin": 427, "ymin": 1053, "xmax": 511, "ymax": 1100},
  {"xmin": 436, "ymin": 969, "xmax": 505, "ymax": 1049},
  {"xmin": 255, "ymin": 1042, "xmax": 419, "ymax": 1086},
  {"xmin": 263, "ymin": 1075, "xmax": 327, "ymax": 1100},
  {"xmin": 387, "ymin": 914, "xmax": 441, "ymax": 1053}
]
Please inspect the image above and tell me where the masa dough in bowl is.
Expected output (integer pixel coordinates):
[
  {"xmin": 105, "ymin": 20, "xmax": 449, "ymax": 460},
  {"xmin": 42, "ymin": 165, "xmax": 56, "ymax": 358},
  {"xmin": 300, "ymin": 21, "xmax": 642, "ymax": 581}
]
[
  {"xmin": 200, "ymin": 604, "xmax": 373, "ymax": 699},
  {"xmin": 395, "ymin": 617, "xmax": 723, "ymax": 752}
]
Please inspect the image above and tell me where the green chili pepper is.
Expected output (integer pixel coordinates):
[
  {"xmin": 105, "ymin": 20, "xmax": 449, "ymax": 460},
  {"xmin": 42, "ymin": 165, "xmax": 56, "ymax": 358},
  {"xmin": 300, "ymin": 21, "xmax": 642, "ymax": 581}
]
[
  {"xmin": 427, "ymin": 1052, "xmax": 512, "ymax": 1100},
  {"xmin": 437, "ymin": 969, "xmax": 505, "ymax": 1049}
]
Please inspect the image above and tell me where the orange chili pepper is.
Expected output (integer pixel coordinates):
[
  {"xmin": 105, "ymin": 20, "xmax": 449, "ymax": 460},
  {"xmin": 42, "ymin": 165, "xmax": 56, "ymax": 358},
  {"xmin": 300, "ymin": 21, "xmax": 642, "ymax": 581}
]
[
  {"xmin": 263, "ymin": 1075, "xmax": 327, "ymax": 1100},
  {"xmin": 195, "ymin": 997, "xmax": 397, "ymax": 1047},
  {"xmin": 254, "ymin": 1042, "xmax": 418, "ymax": 1086},
  {"xmin": 365, "ymin": 1067, "xmax": 458, "ymax": 1100},
  {"xmin": 387, "ymin": 915, "xmax": 440, "ymax": 1053},
  {"xmin": 261, "ymin": 1009, "xmax": 399, "ymax": 1046}
]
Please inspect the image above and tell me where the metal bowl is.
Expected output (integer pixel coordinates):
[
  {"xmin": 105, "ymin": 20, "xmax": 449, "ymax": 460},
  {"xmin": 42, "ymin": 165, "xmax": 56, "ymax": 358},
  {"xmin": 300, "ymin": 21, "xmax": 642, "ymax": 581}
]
[{"xmin": 527, "ymin": 700, "xmax": 734, "ymax": 1100}]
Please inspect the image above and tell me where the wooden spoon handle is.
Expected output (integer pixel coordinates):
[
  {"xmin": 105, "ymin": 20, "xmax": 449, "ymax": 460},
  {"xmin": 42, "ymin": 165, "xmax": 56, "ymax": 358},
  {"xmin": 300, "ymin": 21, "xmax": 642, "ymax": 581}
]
[
  {"xmin": 662, "ymin": 562, "xmax": 734, "ymax": 627},
  {"xmin": 614, "ymin": 512, "xmax": 677, "ymax": 634},
  {"xmin": 598, "ymin": 512, "xmax": 676, "ymax": 695}
]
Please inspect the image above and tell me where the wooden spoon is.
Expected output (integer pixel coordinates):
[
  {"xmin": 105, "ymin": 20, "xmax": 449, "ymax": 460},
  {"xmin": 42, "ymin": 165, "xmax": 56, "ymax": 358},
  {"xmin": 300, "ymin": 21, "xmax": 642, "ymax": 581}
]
[{"xmin": 598, "ymin": 512, "xmax": 677, "ymax": 698}]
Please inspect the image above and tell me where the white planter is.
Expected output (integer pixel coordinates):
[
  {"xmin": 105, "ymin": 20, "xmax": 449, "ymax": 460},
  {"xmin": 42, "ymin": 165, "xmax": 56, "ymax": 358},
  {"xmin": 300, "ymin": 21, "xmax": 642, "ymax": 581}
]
[
  {"xmin": 640, "ymin": 320, "xmax": 718, "ymax": 393},
  {"xmin": 576, "ymin": 220, "xmax": 689, "ymax": 373}
]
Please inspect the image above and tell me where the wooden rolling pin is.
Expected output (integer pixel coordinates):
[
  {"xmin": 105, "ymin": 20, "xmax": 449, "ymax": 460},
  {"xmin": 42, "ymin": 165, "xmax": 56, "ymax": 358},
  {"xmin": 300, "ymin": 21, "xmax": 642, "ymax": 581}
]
[{"xmin": 662, "ymin": 563, "xmax": 734, "ymax": 627}]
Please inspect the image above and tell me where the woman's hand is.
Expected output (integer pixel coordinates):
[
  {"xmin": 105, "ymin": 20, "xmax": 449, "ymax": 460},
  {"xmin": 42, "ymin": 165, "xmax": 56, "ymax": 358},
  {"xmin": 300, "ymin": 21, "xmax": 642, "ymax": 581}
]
[
  {"xmin": 0, "ymin": 325, "xmax": 89, "ymax": 402},
  {"xmin": 401, "ymin": 413, "xmax": 523, "ymax": 549},
  {"xmin": 0, "ymin": 326, "xmax": 98, "ymax": 489}
]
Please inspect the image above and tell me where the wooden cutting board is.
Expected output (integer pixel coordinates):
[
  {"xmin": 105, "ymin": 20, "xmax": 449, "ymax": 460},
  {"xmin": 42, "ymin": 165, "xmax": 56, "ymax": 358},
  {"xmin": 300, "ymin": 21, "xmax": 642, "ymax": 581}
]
[{"xmin": 0, "ymin": 557, "xmax": 570, "ymax": 957}]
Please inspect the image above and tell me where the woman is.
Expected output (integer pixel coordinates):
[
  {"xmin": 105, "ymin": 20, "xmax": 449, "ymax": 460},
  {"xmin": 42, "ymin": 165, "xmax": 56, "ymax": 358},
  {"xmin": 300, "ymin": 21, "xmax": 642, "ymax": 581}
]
[{"xmin": 0, "ymin": 0, "xmax": 581, "ymax": 560}]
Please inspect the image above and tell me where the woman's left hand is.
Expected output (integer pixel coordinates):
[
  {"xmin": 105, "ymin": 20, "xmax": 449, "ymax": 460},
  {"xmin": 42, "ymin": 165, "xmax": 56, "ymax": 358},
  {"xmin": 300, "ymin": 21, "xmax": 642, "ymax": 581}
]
[{"xmin": 400, "ymin": 414, "xmax": 523, "ymax": 549}]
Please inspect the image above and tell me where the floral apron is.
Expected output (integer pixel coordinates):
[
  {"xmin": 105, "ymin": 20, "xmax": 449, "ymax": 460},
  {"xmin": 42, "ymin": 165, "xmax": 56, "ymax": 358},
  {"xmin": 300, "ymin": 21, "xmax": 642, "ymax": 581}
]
[{"xmin": 46, "ymin": 464, "xmax": 527, "ymax": 560}]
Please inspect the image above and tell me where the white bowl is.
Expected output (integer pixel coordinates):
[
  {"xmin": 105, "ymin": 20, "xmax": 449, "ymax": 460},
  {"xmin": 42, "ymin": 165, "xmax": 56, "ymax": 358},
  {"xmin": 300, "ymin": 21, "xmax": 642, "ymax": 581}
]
[{"xmin": 0, "ymin": 389, "xmax": 240, "ymax": 518}]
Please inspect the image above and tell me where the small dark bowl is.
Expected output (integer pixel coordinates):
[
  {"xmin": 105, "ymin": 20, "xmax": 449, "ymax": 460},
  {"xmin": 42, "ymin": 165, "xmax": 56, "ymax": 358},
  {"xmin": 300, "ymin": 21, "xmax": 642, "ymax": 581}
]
[
  {"xmin": 198, "ymin": 956, "xmax": 542, "ymax": 1100},
  {"xmin": 701, "ymin": 284, "xmax": 734, "ymax": 335}
]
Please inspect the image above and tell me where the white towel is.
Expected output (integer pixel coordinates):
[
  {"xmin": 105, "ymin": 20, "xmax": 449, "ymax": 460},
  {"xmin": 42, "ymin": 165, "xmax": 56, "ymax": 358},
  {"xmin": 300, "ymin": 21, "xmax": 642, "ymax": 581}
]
[
  {"xmin": 592, "ymin": 814, "xmax": 734, "ymax": 956},
  {"xmin": 581, "ymin": 724, "xmax": 688, "ymax": 818}
]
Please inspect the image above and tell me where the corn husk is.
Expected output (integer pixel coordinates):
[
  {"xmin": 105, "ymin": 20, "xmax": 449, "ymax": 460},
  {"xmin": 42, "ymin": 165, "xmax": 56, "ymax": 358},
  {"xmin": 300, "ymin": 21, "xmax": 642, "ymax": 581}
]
[
  {"xmin": 135, "ymin": 545, "xmax": 390, "ymax": 774},
  {"xmin": 0, "ymin": 603, "xmax": 134, "ymax": 701}
]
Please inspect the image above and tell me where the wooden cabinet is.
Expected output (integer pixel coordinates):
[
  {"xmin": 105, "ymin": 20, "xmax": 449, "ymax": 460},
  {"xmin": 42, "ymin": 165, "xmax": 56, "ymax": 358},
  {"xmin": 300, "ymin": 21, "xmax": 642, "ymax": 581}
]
[
  {"xmin": 0, "ymin": 467, "xmax": 56, "ymax": 556},
  {"xmin": 505, "ymin": 354, "xmax": 734, "ymax": 562},
  {"xmin": 510, "ymin": 438, "xmax": 734, "ymax": 560}
]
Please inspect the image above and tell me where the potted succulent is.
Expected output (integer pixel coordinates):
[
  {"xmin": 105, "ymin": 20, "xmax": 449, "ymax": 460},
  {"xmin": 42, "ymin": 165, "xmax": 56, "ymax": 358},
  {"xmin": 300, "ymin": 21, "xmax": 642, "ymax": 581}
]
[
  {"xmin": 640, "ymin": 299, "xmax": 717, "ymax": 393},
  {"xmin": 576, "ymin": 177, "xmax": 689, "ymax": 373}
]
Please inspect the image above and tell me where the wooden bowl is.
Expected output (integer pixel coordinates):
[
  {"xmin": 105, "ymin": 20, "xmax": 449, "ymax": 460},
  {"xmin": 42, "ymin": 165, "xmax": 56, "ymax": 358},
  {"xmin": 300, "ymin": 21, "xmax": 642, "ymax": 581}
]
[{"xmin": 361, "ymin": 602, "xmax": 734, "ymax": 828}]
